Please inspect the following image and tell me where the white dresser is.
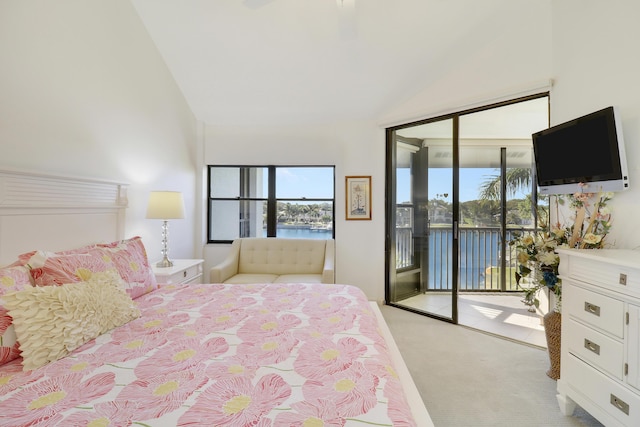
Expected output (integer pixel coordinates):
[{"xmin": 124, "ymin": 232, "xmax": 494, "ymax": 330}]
[{"xmin": 557, "ymin": 248, "xmax": 640, "ymax": 427}]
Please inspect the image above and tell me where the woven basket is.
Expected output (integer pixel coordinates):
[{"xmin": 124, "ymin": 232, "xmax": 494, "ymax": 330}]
[{"xmin": 543, "ymin": 310, "xmax": 561, "ymax": 380}]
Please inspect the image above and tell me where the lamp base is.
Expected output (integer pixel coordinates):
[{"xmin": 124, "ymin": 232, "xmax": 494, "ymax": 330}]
[{"xmin": 156, "ymin": 256, "xmax": 174, "ymax": 268}]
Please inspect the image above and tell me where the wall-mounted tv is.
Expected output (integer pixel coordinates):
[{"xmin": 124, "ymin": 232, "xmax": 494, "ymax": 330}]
[{"xmin": 532, "ymin": 106, "xmax": 629, "ymax": 195}]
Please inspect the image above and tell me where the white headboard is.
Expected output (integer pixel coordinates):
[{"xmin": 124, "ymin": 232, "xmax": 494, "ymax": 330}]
[{"xmin": 0, "ymin": 168, "xmax": 128, "ymax": 266}]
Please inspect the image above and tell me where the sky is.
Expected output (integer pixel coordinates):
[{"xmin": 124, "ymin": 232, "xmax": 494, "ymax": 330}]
[
  {"xmin": 270, "ymin": 167, "xmax": 335, "ymax": 199},
  {"xmin": 267, "ymin": 166, "xmax": 526, "ymax": 204},
  {"xmin": 396, "ymin": 167, "xmax": 511, "ymax": 203}
]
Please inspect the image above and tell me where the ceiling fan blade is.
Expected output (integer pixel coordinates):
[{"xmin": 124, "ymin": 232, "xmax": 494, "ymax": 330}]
[{"xmin": 243, "ymin": 0, "xmax": 276, "ymax": 9}]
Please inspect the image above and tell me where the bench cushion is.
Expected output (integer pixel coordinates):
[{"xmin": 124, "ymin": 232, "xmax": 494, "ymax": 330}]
[
  {"xmin": 224, "ymin": 273, "xmax": 278, "ymax": 284},
  {"xmin": 238, "ymin": 238, "xmax": 327, "ymax": 275},
  {"xmin": 273, "ymin": 274, "xmax": 323, "ymax": 283}
]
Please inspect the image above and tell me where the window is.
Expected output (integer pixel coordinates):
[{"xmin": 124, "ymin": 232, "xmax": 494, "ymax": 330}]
[{"xmin": 207, "ymin": 166, "xmax": 335, "ymax": 243}]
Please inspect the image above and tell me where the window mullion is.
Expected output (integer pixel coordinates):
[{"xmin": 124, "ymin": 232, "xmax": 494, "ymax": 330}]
[{"xmin": 266, "ymin": 166, "xmax": 277, "ymax": 237}]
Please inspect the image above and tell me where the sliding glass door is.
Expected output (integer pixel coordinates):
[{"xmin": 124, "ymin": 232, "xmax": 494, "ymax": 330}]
[
  {"xmin": 385, "ymin": 95, "xmax": 549, "ymax": 327},
  {"xmin": 387, "ymin": 117, "xmax": 458, "ymax": 322}
]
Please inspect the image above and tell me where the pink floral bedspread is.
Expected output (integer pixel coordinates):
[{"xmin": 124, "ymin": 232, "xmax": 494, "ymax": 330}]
[{"xmin": 0, "ymin": 283, "xmax": 417, "ymax": 426}]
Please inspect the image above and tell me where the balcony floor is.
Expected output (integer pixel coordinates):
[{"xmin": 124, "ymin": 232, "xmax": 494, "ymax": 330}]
[{"xmin": 397, "ymin": 292, "xmax": 547, "ymax": 348}]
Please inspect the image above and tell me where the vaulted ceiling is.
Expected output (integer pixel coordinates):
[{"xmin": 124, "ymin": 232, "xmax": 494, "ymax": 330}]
[{"xmin": 131, "ymin": 0, "xmax": 550, "ymax": 128}]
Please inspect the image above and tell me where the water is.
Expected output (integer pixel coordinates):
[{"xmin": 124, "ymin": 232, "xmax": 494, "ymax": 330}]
[
  {"xmin": 420, "ymin": 228, "xmax": 520, "ymax": 291},
  {"xmin": 262, "ymin": 227, "xmax": 333, "ymax": 240},
  {"xmin": 262, "ymin": 227, "xmax": 513, "ymax": 289}
]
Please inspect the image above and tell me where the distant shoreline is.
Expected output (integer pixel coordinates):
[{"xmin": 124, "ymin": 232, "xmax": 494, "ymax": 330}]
[
  {"xmin": 262, "ymin": 224, "xmax": 333, "ymax": 239},
  {"xmin": 274, "ymin": 223, "xmax": 331, "ymax": 230}
]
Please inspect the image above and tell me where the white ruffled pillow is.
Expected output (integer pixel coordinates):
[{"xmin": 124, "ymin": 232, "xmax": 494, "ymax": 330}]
[{"xmin": 4, "ymin": 270, "xmax": 140, "ymax": 371}]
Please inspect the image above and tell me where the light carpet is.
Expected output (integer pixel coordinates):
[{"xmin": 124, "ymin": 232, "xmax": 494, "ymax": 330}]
[{"xmin": 380, "ymin": 304, "xmax": 604, "ymax": 427}]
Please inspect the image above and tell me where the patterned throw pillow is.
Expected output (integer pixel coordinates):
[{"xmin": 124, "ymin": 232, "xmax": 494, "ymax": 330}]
[
  {"xmin": 4, "ymin": 270, "xmax": 140, "ymax": 371},
  {"xmin": 92, "ymin": 236, "xmax": 158, "ymax": 299},
  {"xmin": 26, "ymin": 250, "xmax": 112, "ymax": 286},
  {"xmin": 0, "ymin": 265, "xmax": 34, "ymax": 366},
  {"xmin": 23, "ymin": 236, "xmax": 158, "ymax": 300}
]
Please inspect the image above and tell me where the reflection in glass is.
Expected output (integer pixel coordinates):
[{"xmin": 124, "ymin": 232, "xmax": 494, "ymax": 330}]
[
  {"xmin": 209, "ymin": 200, "xmax": 266, "ymax": 241},
  {"xmin": 209, "ymin": 167, "xmax": 268, "ymax": 198}
]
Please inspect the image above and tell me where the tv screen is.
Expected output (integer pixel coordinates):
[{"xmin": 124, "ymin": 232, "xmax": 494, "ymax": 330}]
[{"xmin": 532, "ymin": 106, "xmax": 629, "ymax": 195}]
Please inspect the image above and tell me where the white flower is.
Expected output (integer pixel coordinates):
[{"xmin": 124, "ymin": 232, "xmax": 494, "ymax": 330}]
[
  {"xmin": 582, "ymin": 233, "xmax": 603, "ymax": 245},
  {"xmin": 599, "ymin": 206, "xmax": 611, "ymax": 216},
  {"xmin": 538, "ymin": 251, "xmax": 559, "ymax": 266},
  {"xmin": 521, "ymin": 235, "xmax": 534, "ymax": 246},
  {"xmin": 517, "ymin": 251, "xmax": 530, "ymax": 264}
]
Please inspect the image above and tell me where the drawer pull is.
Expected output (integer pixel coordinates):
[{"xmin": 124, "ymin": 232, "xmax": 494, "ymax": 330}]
[
  {"xmin": 610, "ymin": 394, "xmax": 630, "ymax": 415},
  {"xmin": 619, "ymin": 273, "xmax": 627, "ymax": 286},
  {"xmin": 183, "ymin": 271, "xmax": 188, "ymax": 278},
  {"xmin": 584, "ymin": 302, "xmax": 600, "ymax": 316},
  {"xmin": 584, "ymin": 339, "xmax": 600, "ymax": 355}
]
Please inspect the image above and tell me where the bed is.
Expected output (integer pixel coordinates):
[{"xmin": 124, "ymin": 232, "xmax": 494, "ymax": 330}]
[{"xmin": 0, "ymin": 169, "xmax": 433, "ymax": 426}]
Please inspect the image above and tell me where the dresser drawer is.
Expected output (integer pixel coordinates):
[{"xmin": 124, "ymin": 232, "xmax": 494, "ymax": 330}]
[
  {"xmin": 565, "ymin": 354, "xmax": 640, "ymax": 426},
  {"xmin": 569, "ymin": 255, "xmax": 640, "ymax": 297},
  {"xmin": 182, "ymin": 268, "xmax": 203, "ymax": 284},
  {"xmin": 564, "ymin": 282, "xmax": 624, "ymax": 338},
  {"xmin": 153, "ymin": 260, "xmax": 204, "ymax": 285},
  {"xmin": 566, "ymin": 318, "xmax": 624, "ymax": 380},
  {"xmin": 165, "ymin": 263, "xmax": 202, "ymax": 284}
]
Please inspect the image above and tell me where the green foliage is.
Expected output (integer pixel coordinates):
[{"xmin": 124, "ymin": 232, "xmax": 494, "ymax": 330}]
[{"xmin": 510, "ymin": 189, "xmax": 615, "ymax": 312}]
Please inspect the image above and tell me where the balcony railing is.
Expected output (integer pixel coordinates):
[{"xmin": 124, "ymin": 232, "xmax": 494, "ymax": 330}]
[{"xmin": 396, "ymin": 226, "xmax": 535, "ymax": 292}]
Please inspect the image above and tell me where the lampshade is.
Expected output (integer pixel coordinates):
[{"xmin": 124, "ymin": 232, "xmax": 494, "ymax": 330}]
[{"xmin": 146, "ymin": 191, "xmax": 185, "ymax": 220}]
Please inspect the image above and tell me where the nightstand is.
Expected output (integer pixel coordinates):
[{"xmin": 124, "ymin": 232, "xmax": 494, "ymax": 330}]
[{"xmin": 152, "ymin": 259, "xmax": 204, "ymax": 285}]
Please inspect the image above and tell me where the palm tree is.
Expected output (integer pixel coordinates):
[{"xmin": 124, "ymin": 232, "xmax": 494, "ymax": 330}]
[
  {"xmin": 478, "ymin": 167, "xmax": 551, "ymax": 227},
  {"xmin": 478, "ymin": 168, "xmax": 533, "ymax": 200},
  {"xmin": 308, "ymin": 204, "xmax": 321, "ymax": 222}
]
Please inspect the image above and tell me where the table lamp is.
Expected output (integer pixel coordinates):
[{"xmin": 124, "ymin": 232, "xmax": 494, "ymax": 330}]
[{"xmin": 146, "ymin": 191, "xmax": 185, "ymax": 267}]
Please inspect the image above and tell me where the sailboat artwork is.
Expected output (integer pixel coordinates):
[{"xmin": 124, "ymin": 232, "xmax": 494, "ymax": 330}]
[
  {"xmin": 351, "ymin": 184, "xmax": 366, "ymax": 215},
  {"xmin": 345, "ymin": 176, "xmax": 371, "ymax": 220}
]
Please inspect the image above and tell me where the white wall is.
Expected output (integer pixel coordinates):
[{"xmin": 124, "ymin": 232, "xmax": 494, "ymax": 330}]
[
  {"xmin": 202, "ymin": 0, "xmax": 551, "ymax": 300},
  {"xmin": 380, "ymin": 1, "xmax": 552, "ymax": 127},
  {"xmin": 550, "ymin": 1, "xmax": 640, "ymax": 250},
  {"xmin": 203, "ymin": 120, "xmax": 387, "ymax": 300},
  {"xmin": 202, "ymin": 2, "xmax": 552, "ymax": 301},
  {"xmin": 0, "ymin": 0, "xmax": 198, "ymax": 261}
]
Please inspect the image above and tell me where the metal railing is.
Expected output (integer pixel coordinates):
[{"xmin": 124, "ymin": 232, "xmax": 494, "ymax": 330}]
[{"xmin": 396, "ymin": 226, "xmax": 535, "ymax": 292}]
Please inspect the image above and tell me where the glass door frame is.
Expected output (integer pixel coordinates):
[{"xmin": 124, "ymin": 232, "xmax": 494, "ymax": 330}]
[
  {"xmin": 384, "ymin": 93, "xmax": 550, "ymax": 324},
  {"xmin": 384, "ymin": 115, "xmax": 460, "ymax": 324}
]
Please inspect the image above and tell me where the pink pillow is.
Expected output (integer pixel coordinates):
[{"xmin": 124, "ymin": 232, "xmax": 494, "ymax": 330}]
[
  {"xmin": 26, "ymin": 250, "xmax": 111, "ymax": 286},
  {"xmin": 23, "ymin": 236, "xmax": 157, "ymax": 300},
  {"xmin": 0, "ymin": 265, "xmax": 33, "ymax": 365},
  {"xmin": 91, "ymin": 236, "xmax": 158, "ymax": 299}
]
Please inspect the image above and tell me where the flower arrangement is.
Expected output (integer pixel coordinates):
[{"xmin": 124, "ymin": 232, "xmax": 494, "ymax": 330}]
[{"xmin": 510, "ymin": 187, "xmax": 614, "ymax": 312}]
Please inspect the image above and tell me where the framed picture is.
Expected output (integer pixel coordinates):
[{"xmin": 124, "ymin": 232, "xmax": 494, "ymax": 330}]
[{"xmin": 345, "ymin": 176, "xmax": 371, "ymax": 220}]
